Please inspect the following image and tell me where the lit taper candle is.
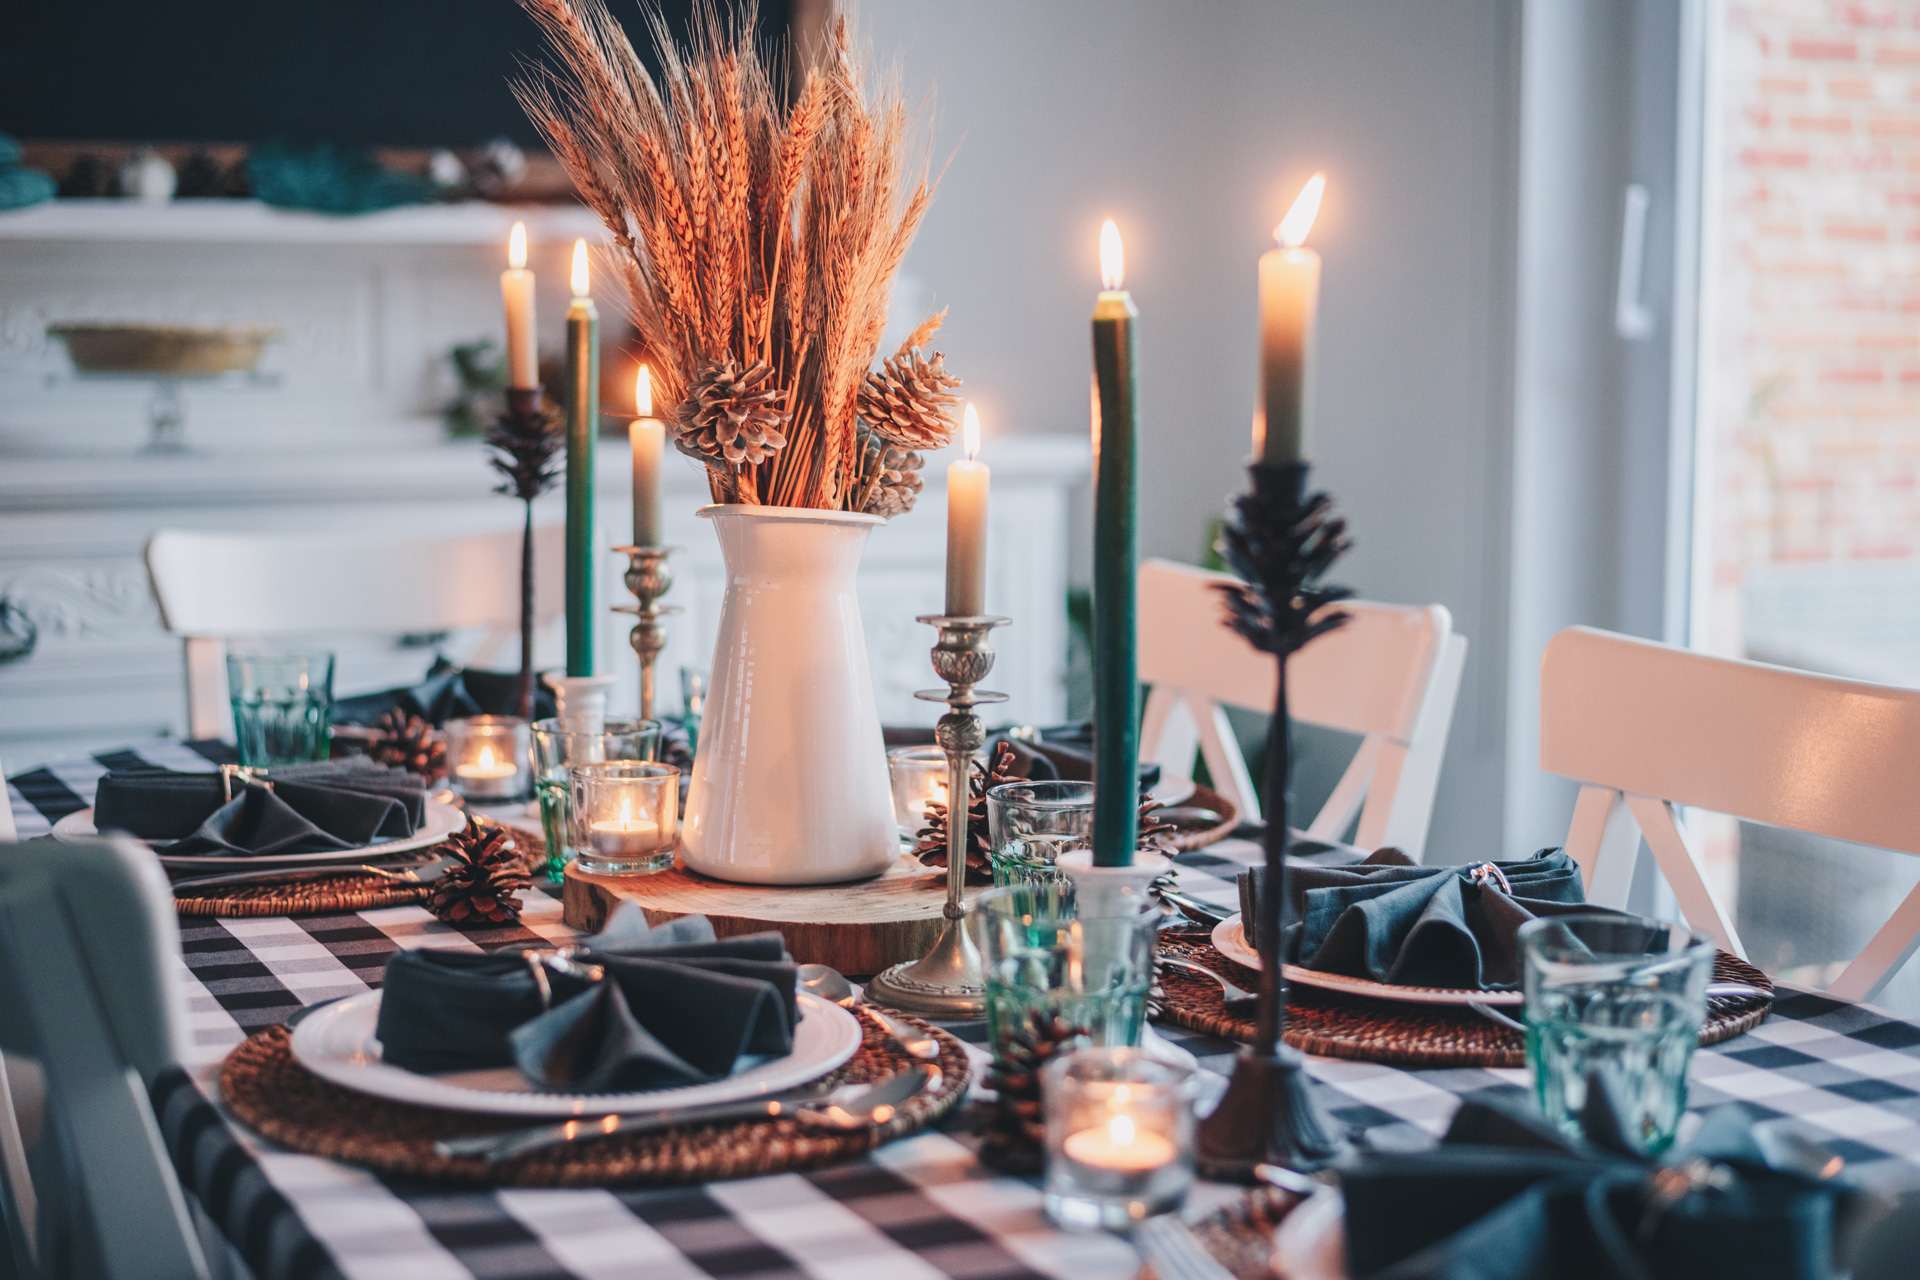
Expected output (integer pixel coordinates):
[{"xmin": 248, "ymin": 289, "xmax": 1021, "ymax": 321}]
[
  {"xmin": 501, "ymin": 221, "xmax": 537, "ymax": 390},
  {"xmin": 630, "ymin": 364, "xmax": 665, "ymax": 547},
  {"xmin": 565, "ymin": 239, "xmax": 600, "ymax": 677},
  {"xmin": 945, "ymin": 403, "xmax": 989, "ymax": 616},
  {"xmin": 1258, "ymin": 174, "xmax": 1325, "ymax": 463},
  {"xmin": 1091, "ymin": 219, "xmax": 1139, "ymax": 868}
]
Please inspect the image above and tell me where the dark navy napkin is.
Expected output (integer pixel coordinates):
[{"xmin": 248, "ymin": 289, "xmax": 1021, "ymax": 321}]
[
  {"xmin": 93, "ymin": 759, "xmax": 426, "ymax": 857},
  {"xmin": 1340, "ymin": 1097, "xmax": 1861, "ymax": 1280},
  {"xmin": 1238, "ymin": 848, "xmax": 1601, "ymax": 990},
  {"xmin": 375, "ymin": 910, "xmax": 800, "ymax": 1093}
]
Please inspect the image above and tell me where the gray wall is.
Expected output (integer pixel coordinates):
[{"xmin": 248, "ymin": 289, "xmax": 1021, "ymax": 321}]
[{"xmin": 869, "ymin": 0, "xmax": 1526, "ymax": 862}]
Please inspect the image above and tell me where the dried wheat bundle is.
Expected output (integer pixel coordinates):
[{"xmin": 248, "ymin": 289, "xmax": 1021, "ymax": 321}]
[{"xmin": 516, "ymin": 0, "xmax": 958, "ymax": 511}]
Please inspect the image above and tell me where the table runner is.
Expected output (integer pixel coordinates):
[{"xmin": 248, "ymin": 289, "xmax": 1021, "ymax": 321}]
[{"xmin": 14, "ymin": 742, "xmax": 1920, "ymax": 1280}]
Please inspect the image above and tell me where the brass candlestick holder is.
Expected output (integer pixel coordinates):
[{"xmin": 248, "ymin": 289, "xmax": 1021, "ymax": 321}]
[
  {"xmin": 612, "ymin": 545, "xmax": 682, "ymax": 722},
  {"xmin": 865, "ymin": 613, "xmax": 1011, "ymax": 1020}
]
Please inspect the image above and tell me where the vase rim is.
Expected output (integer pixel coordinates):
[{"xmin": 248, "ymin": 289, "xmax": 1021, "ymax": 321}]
[{"xmin": 696, "ymin": 503, "xmax": 885, "ymax": 527}]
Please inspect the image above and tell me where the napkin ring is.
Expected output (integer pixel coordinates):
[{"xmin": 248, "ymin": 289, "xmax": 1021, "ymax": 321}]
[
  {"xmin": 1466, "ymin": 862, "xmax": 1512, "ymax": 895},
  {"xmin": 218, "ymin": 764, "xmax": 275, "ymax": 802},
  {"xmin": 522, "ymin": 947, "xmax": 607, "ymax": 1011}
]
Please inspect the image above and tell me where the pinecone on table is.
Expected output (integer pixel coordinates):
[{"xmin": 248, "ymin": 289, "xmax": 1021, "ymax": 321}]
[
  {"xmin": 915, "ymin": 741, "xmax": 1022, "ymax": 883},
  {"xmin": 371, "ymin": 709, "xmax": 447, "ymax": 783},
  {"xmin": 980, "ymin": 1008, "xmax": 1088, "ymax": 1174},
  {"xmin": 858, "ymin": 346, "xmax": 961, "ymax": 451},
  {"xmin": 860, "ymin": 433, "xmax": 925, "ymax": 518},
  {"xmin": 428, "ymin": 822, "xmax": 533, "ymax": 925},
  {"xmin": 675, "ymin": 356, "xmax": 788, "ymax": 468}
]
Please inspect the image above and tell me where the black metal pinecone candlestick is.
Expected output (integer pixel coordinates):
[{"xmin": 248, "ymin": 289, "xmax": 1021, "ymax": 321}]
[
  {"xmin": 486, "ymin": 387, "xmax": 562, "ymax": 721},
  {"xmin": 1197, "ymin": 459, "xmax": 1355, "ymax": 1179}
]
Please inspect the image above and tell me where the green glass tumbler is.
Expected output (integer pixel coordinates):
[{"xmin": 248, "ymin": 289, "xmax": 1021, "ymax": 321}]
[{"xmin": 227, "ymin": 650, "xmax": 334, "ymax": 766}]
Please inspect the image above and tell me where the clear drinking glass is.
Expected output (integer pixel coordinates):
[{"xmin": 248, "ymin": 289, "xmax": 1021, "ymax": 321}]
[
  {"xmin": 530, "ymin": 719, "xmax": 660, "ymax": 881},
  {"xmin": 227, "ymin": 650, "xmax": 335, "ymax": 766},
  {"xmin": 569, "ymin": 761, "xmax": 678, "ymax": 875},
  {"xmin": 888, "ymin": 745, "xmax": 949, "ymax": 842},
  {"xmin": 987, "ymin": 780, "xmax": 1095, "ymax": 887},
  {"xmin": 971, "ymin": 882, "xmax": 1158, "ymax": 1066},
  {"xmin": 445, "ymin": 716, "xmax": 530, "ymax": 802},
  {"xmin": 1043, "ymin": 1048, "xmax": 1198, "ymax": 1230},
  {"xmin": 1520, "ymin": 913, "xmax": 1714, "ymax": 1155}
]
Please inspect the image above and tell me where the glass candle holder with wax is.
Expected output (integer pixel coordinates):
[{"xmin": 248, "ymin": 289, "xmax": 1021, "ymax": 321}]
[
  {"xmin": 1042, "ymin": 1048, "xmax": 1197, "ymax": 1230},
  {"xmin": 887, "ymin": 744, "xmax": 949, "ymax": 842},
  {"xmin": 445, "ymin": 716, "xmax": 530, "ymax": 801},
  {"xmin": 569, "ymin": 760, "xmax": 678, "ymax": 875},
  {"xmin": 530, "ymin": 718, "xmax": 660, "ymax": 880}
]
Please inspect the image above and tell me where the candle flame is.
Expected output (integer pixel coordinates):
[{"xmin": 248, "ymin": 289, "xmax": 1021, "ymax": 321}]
[
  {"xmin": 1276, "ymin": 174, "xmax": 1326, "ymax": 249},
  {"xmin": 963, "ymin": 403, "xmax": 981, "ymax": 459},
  {"xmin": 1099, "ymin": 220, "xmax": 1124, "ymax": 290},
  {"xmin": 618, "ymin": 792, "xmax": 633, "ymax": 826},
  {"xmin": 508, "ymin": 221, "xmax": 528, "ymax": 269},
  {"xmin": 1109, "ymin": 1113, "xmax": 1136, "ymax": 1145},
  {"xmin": 477, "ymin": 745, "xmax": 496, "ymax": 769},
  {"xmin": 635, "ymin": 364, "xmax": 653, "ymax": 416},
  {"xmin": 931, "ymin": 780, "xmax": 949, "ymax": 806},
  {"xmin": 570, "ymin": 238, "xmax": 590, "ymax": 297}
]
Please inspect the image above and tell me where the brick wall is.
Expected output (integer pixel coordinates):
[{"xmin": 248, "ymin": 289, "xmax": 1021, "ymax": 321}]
[{"xmin": 1707, "ymin": 0, "xmax": 1920, "ymax": 657}]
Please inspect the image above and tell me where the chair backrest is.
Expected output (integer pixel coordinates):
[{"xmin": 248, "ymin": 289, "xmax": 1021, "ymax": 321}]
[
  {"xmin": 145, "ymin": 523, "xmax": 565, "ymax": 737},
  {"xmin": 0, "ymin": 836, "xmax": 207, "ymax": 1279},
  {"xmin": 1541, "ymin": 625, "xmax": 1920, "ymax": 1002},
  {"xmin": 1136, "ymin": 558, "xmax": 1468, "ymax": 859}
]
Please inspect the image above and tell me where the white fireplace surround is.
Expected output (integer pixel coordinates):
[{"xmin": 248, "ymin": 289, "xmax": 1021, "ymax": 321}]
[{"xmin": 0, "ymin": 200, "xmax": 1088, "ymax": 762}]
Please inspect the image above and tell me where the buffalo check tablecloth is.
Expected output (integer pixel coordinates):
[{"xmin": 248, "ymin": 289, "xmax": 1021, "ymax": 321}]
[{"xmin": 12, "ymin": 741, "xmax": 1920, "ymax": 1280}]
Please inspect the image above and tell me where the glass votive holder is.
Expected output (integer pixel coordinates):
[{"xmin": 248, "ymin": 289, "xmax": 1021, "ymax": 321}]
[
  {"xmin": 531, "ymin": 718, "xmax": 661, "ymax": 880},
  {"xmin": 1043, "ymin": 1048, "xmax": 1198, "ymax": 1231},
  {"xmin": 987, "ymin": 780, "xmax": 1094, "ymax": 887},
  {"xmin": 888, "ymin": 745, "xmax": 950, "ymax": 841},
  {"xmin": 569, "ymin": 760, "xmax": 678, "ymax": 875},
  {"xmin": 445, "ymin": 716, "xmax": 530, "ymax": 802}
]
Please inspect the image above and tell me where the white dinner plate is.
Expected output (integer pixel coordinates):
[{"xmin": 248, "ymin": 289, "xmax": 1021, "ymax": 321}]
[
  {"xmin": 1210, "ymin": 914, "xmax": 1526, "ymax": 1007},
  {"xmin": 57, "ymin": 796, "xmax": 468, "ymax": 869},
  {"xmin": 1270, "ymin": 1185, "xmax": 1349, "ymax": 1280},
  {"xmin": 1149, "ymin": 771, "xmax": 1198, "ymax": 807},
  {"xmin": 289, "ymin": 988, "xmax": 863, "ymax": 1116}
]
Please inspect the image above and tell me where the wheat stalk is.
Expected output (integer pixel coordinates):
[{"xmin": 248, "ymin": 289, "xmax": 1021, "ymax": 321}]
[{"xmin": 517, "ymin": 0, "xmax": 943, "ymax": 510}]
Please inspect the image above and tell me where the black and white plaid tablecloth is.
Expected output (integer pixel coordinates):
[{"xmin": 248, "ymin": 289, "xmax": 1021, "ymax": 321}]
[{"xmin": 13, "ymin": 742, "xmax": 1920, "ymax": 1280}]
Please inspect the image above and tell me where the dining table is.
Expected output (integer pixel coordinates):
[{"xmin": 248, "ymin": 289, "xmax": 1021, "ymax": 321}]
[{"xmin": 11, "ymin": 738, "xmax": 1920, "ymax": 1280}]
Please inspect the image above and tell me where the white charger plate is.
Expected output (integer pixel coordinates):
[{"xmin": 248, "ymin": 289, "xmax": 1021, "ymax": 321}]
[
  {"xmin": 1149, "ymin": 771, "xmax": 1198, "ymax": 807},
  {"xmin": 288, "ymin": 988, "xmax": 863, "ymax": 1116},
  {"xmin": 56, "ymin": 796, "xmax": 467, "ymax": 870},
  {"xmin": 1210, "ymin": 914, "xmax": 1526, "ymax": 1007}
]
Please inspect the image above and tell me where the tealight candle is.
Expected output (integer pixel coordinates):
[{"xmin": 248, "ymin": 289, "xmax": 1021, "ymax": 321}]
[
  {"xmin": 588, "ymin": 792, "xmax": 660, "ymax": 856},
  {"xmin": 886, "ymin": 744, "xmax": 949, "ymax": 841},
  {"xmin": 1043, "ymin": 1049, "xmax": 1197, "ymax": 1231},
  {"xmin": 1062, "ymin": 1111, "xmax": 1178, "ymax": 1172},
  {"xmin": 445, "ymin": 716, "xmax": 530, "ymax": 801}
]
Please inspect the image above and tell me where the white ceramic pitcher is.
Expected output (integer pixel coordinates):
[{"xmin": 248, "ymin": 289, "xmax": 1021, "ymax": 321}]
[{"xmin": 679, "ymin": 505, "xmax": 898, "ymax": 885}]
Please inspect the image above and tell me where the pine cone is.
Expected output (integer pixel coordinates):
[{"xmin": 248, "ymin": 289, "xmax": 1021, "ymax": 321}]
[
  {"xmin": 428, "ymin": 822, "xmax": 533, "ymax": 925},
  {"xmin": 980, "ymin": 1008, "xmax": 1088, "ymax": 1174},
  {"xmin": 858, "ymin": 347, "xmax": 961, "ymax": 451},
  {"xmin": 371, "ymin": 709, "xmax": 447, "ymax": 783},
  {"xmin": 674, "ymin": 357, "xmax": 789, "ymax": 468},
  {"xmin": 862, "ymin": 438, "xmax": 925, "ymax": 518},
  {"xmin": 915, "ymin": 741, "xmax": 1023, "ymax": 883},
  {"xmin": 1139, "ymin": 797, "xmax": 1180, "ymax": 859}
]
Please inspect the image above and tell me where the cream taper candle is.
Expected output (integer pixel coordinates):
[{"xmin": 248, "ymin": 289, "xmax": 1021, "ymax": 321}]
[
  {"xmin": 501, "ymin": 221, "xmax": 537, "ymax": 391},
  {"xmin": 630, "ymin": 364, "xmax": 665, "ymax": 547},
  {"xmin": 944, "ymin": 403, "xmax": 989, "ymax": 617},
  {"xmin": 1258, "ymin": 174, "xmax": 1325, "ymax": 464}
]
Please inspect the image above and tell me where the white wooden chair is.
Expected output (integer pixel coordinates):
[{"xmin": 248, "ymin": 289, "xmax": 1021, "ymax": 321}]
[
  {"xmin": 145, "ymin": 524, "xmax": 564, "ymax": 738},
  {"xmin": 1541, "ymin": 625, "xmax": 1920, "ymax": 1002},
  {"xmin": 1136, "ymin": 558, "xmax": 1468, "ymax": 860}
]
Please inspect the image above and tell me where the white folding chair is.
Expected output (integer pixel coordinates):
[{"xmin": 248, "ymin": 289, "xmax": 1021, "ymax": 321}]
[
  {"xmin": 145, "ymin": 524, "xmax": 565, "ymax": 738},
  {"xmin": 1541, "ymin": 625, "xmax": 1920, "ymax": 1002},
  {"xmin": 0, "ymin": 836, "xmax": 208, "ymax": 1279},
  {"xmin": 1136, "ymin": 558, "xmax": 1468, "ymax": 860}
]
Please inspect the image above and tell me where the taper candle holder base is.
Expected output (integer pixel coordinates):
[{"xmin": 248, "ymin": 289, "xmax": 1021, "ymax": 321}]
[
  {"xmin": 863, "ymin": 614, "xmax": 1011, "ymax": 1021},
  {"xmin": 612, "ymin": 544, "xmax": 682, "ymax": 723},
  {"xmin": 544, "ymin": 673, "xmax": 618, "ymax": 734}
]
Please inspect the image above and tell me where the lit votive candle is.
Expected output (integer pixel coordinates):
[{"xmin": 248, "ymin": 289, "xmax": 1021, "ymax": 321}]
[
  {"xmin": 887, "ymin": 744, "xmax": 949, "ymax": 841},
  {"xmin": 1044, "ymin": 1049, "xmax": 1197, "ymax": 1230},
  {"xmin": 446, "ymin": 716, "xmax": 530, "ymax": 802},
  {"xmin": 569, "ymin": 760, "xmax": 678, "ymax": 876}
]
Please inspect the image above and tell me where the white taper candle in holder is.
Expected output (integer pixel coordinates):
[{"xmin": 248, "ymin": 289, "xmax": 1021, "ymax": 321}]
[
  {"xmin": 1258, "ymin": 174, "xmax": 1325, "ymax": 464},
  {"xmin": 945, "ymin": 403, "xmax": 989, "ymax": 617},
  {"xmin": 500, "ymin": 221, "xmax": 538, "ymax": 391},
  {"xmin": 630, "ymin": 364, "xmax": 665, "ymax": 547}
]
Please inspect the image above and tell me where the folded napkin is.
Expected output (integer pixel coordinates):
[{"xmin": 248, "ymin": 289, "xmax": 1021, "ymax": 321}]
[
  {"xmin": 1340, "ymin": 1096, "xmax": 1863, "ymax": 1280},
  {"xmin": 1238, "ymin": 847, "xmax": 1600, "ymax": 990},
  {"xmin": 330, "ymin": 662, "xmax": 557, "ymax": 729},
  {"xmin": 93, "ymin": 759, "xmax": 426, "ymax": 857},
  {"xmin": 375, "ymin": 909, "xmax": 800, "ymax": 1093}
]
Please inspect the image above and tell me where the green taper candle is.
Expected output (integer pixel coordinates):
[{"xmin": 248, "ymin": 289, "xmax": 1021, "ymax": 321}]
[
  {"xmin": 565, "ymin": 238, "xmax": 600, "ymax": 678},
  {"xmin": 1091, "ymin": 219, "xmax": 1139, "ymax": 867}
]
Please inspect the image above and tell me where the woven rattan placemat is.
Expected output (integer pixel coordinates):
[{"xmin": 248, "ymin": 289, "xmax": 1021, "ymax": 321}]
[
  {"xmin": 176, "ymin": 874, "xmax": 436, "ymax": 917},
  {"xmin": 221, "ymin": 1016, "xmax": 971, "ymax": 1187},
  {"xmin": 1156, "ymin": 935, "xmax": 1775, "ymax": 1069},
  {"xmin": 1169, "ymin": 784, "xmax": 1238, "ymax": 852}
]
